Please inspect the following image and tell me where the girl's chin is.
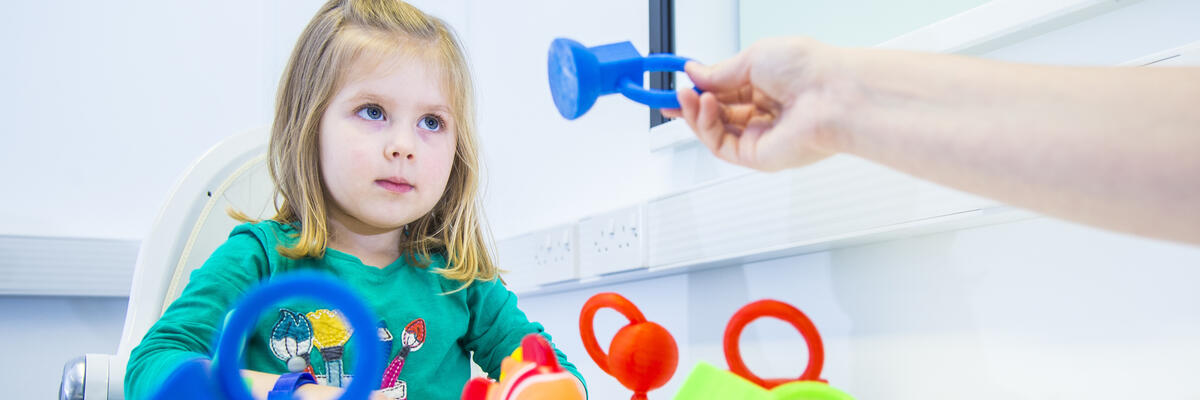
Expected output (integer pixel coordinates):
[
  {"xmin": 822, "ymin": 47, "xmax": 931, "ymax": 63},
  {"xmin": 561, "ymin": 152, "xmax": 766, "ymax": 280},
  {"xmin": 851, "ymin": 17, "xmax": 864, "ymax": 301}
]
[
  {"xmin": 362, "ymin": 218, "xmax": 414, "ymax": 230},
  {"xmin": 342, "ymin": 213, "xmax": 414, "ymax": 232}
]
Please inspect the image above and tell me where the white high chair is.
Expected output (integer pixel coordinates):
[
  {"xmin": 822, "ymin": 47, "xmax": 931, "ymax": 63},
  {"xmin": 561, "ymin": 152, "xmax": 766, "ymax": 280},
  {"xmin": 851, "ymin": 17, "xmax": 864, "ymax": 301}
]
[{"xmin": 60, "ymin": 127, "xmax": 276, "ymax": 400}]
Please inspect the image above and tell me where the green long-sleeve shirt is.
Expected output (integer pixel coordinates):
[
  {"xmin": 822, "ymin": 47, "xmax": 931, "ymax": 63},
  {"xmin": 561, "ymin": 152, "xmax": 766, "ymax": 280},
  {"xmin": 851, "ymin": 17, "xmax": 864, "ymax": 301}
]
[{"xmin": 126, "ymin": 220, "xmax": 583, "ymax": 399}]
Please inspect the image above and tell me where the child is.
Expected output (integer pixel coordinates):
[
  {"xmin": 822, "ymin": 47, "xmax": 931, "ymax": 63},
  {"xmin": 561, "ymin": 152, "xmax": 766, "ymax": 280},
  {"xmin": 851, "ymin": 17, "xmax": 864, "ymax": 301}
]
[{"xmin": 125, "ymin": 1, "xmax": 585, "ymax": 399}]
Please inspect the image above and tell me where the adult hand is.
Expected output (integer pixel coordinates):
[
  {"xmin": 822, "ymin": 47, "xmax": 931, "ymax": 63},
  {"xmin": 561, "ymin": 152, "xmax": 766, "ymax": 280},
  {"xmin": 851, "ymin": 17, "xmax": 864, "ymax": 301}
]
[{"xmin": 662, "ymin": 37, "xmax": 852, "ymax": 171}]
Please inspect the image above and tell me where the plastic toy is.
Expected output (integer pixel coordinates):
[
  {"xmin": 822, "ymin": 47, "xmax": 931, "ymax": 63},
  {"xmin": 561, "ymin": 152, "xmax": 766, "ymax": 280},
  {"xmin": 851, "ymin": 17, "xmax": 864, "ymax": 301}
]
[
  {"xmin": 150, "ymin": 272, "xmax": 383, "ymax": 400},
  {"xmin": 547, "ymin": 37, "xmax": 694, "ymax": 119},
  {"xmin": 460, "ymin": 333, "xmax": 587, "ymax": 400},
  {"xmin": 579, "ymin": 292, "xmax": 679, "ymax": 400},
  {"xmin": 673, "ymin": 300, "xmax": 854, "ymax": 400}
]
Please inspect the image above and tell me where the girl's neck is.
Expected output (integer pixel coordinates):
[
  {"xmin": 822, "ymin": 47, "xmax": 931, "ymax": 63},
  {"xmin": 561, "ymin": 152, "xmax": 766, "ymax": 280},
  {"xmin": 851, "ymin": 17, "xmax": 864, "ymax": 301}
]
[{"xmin": 325, "ymin": 209, "xmax": 404, "ymax": 269}]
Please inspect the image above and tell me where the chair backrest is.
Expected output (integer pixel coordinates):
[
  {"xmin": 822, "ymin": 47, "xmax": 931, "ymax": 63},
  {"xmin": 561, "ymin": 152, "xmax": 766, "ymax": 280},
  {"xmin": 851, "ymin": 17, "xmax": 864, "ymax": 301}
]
[{"xmin": 116, "ymin": 127, "xmax": 275, "ymax": 359}]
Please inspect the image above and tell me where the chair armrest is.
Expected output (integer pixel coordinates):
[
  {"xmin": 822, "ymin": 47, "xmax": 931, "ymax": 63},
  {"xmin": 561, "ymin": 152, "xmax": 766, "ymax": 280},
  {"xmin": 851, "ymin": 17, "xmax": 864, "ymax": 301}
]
[{"xmin": 60, "ymin": 354, "xmax": 128, "ymax": 400}]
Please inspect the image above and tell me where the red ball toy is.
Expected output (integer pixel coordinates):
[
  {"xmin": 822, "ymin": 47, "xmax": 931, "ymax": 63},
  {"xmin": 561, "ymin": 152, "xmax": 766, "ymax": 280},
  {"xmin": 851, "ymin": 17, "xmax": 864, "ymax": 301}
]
[{"xmin": 579, "ymin": 293, "xmax": 679, "ymax": 400}]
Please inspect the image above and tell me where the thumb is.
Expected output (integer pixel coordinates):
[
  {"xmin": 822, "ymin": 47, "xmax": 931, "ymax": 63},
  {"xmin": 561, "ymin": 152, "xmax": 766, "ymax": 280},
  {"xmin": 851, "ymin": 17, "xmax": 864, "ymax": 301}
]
[{"xmin": 686, "ymin": 49, "xmax": 753, "ymax": 93}]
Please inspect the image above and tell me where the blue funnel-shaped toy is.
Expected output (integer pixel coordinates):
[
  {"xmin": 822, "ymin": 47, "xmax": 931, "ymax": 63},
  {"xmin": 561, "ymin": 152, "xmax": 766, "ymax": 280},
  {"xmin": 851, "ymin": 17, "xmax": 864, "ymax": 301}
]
[
  {"xmin": 151, "ymin": 273, "xmax": 383, "ymax": 400},
  {"xmin": 548, "ymin": 38, "xmax": 692, "ymax": 120}
]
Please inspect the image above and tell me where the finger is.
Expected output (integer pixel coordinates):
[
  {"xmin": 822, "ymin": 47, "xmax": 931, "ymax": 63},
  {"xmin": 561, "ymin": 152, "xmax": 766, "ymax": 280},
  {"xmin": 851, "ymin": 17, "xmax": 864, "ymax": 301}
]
[
  {"xmin": 739, "ymin": 124, "xmax": 765, "ymax": 169},
  {"xmin": 699, "ymin": 93, "xmax": 741, "ymax": 164},
  {"xmin": 693, "ymin": 91, "xmax": 723, "ymax": 153},
  {"xmin": 712, "ymin": 85, "xmax": 755, "ymax": 104},
  {"xmin": 721, "ymin": 103, "xmax": 764, "ymax": 128},
  {"xmin": 697, "ymin": 92, "xmax": 727, "ymax": 139},
  {"xmin": 659, "ymin": 108, "xmax": 681, "ymax": 119},
  {"xmin": 752, "ymin": 88, "xmax": 783, "ymax": 117},
  {"xmin": 686, "ymin": 50, "xmax": 752, "ymax": 93},
  {"xmin": 743, "ymin": 113, "xmax": 775, "ymax": 136},
  {"xmin": 715, "ymin": 125, "xmax": 742, "ymax": 165},
  {"xmin": 741, "ymin": 113, "xmax": 776, "ymax": 170},
  {"xmin": 678, "ymin": 86, "xmax": 707, "ymax": 145}
]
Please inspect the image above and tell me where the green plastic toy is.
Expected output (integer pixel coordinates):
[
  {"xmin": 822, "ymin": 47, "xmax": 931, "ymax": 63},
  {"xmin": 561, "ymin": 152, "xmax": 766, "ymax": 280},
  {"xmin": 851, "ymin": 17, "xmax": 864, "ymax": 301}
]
[
  {"xmin": 672, "ymin": 300, "xmax": 854, "ymax": 400},
  {"xmin": 674, "ymin": 362, "xmax": 852, "ymax": 400}
]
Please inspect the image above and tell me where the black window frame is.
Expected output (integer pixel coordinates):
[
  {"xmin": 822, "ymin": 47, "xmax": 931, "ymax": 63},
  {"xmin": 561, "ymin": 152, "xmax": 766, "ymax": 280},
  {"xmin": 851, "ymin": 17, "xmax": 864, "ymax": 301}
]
[{"xmin": 649, "ymin": 0, "xmax": 675, "ymax": 128}]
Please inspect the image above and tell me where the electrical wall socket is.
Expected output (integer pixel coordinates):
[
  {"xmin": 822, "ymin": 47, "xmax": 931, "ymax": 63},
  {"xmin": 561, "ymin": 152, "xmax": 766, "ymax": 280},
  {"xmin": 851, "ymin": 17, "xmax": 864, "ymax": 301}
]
[
  {"xmin": 495, "ymin": 224, "xmax": 579, "ymax": 290},
  {"xmin": 578, "ymin": 204, "xmax": 646, "ymax": 276}
]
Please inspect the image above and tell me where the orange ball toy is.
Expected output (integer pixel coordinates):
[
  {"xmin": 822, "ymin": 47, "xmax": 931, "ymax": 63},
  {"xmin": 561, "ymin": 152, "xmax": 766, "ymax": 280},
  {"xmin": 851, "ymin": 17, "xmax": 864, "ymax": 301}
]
[{"xmin": 579, "ymin": 293, "xmax": 679, "ymax": 400}]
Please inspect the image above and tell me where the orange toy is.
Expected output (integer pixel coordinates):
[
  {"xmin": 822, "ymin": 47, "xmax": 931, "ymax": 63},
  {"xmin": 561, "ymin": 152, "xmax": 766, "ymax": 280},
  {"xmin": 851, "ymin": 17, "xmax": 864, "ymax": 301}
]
[
  {"xmin": 460, "ymin": 334, "xmax": 586, "ymax": 400},
  {"xmin": 579, "ymin": 293, "xmax": 679, "ymax": 400},
  {"xmin": 724, "ymin": 299, "xmax": 827, "ymax": 387}
]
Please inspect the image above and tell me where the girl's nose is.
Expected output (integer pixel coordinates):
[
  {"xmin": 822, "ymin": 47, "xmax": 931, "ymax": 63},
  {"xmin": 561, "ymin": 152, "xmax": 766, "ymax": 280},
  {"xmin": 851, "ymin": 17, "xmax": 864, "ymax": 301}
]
[{"xmin": 385, "ymin": 131, "xmax": 416, "ymax": 160}]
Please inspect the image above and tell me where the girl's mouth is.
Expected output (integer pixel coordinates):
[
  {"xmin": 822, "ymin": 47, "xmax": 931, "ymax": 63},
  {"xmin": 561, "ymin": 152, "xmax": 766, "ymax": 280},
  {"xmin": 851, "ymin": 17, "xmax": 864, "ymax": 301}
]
[{"xmin": 376, "ymin": 180, "xmax": 414, "ymax": 193}]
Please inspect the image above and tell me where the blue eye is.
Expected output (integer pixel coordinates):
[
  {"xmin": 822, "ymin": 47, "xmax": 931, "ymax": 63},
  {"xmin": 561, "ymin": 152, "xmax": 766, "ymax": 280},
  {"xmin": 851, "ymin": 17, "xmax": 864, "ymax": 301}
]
[
  {"xmin": 418, "ymin": 115, "xmax": 443, "ymax": 131},
  {"xmin": 357, "ymin": 105, "xmax": 386, "ymax": 121}
]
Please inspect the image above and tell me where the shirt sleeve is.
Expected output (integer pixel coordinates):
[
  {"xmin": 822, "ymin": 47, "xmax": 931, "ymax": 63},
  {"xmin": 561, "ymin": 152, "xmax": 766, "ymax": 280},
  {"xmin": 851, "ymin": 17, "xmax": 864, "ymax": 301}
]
[
  {"xmin": 459, "ymin": 278, "xmax": 587, "ymax": 394},
  {"xmin": 124, "ymin": 230, "xmax": 269, "ymax": 399}
]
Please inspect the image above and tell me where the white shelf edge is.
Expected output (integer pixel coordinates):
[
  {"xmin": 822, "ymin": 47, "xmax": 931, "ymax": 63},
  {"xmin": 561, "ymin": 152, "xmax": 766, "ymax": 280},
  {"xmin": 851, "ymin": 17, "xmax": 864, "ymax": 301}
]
[
  {"xmin": 1121, "ymin": 40, "xmax": 1200, "ymax": 66},
  {"xmin": 513, "ymin": 205, "xmax": 1039, "ymax": 298},
  {"xmin": 878, "ymin": 0, "xmax": 1137, "ymax": 54},
  {"xmin": 648, "ymin": 119, "xmax": 698, "ymax": 152}
]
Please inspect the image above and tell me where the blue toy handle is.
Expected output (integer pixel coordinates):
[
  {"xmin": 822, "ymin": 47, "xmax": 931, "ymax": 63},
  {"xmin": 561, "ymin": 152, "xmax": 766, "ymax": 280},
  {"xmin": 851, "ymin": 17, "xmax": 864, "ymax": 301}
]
[
  {"xmin": 214, "ymin": 273, "xmax": 384, "ymax": 400},
  {"xmin": 618, "ymin": 54, "xmax": 691, "ymax": 109},
  {"xmin": 547, "ymin": 38, "xmax": 701, "ymax": 120}
]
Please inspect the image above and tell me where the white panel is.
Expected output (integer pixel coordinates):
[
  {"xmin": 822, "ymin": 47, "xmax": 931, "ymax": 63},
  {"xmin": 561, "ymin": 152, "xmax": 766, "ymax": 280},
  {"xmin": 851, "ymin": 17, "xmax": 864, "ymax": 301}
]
[
  {"xmin": 578, "ymin": 205, "xmax": 647, "ymax": 277},
  {"xmin": 510, "ymin": 156, "xmax": 1034, "ymax": 298},
  {"xmin": 0, "ymin": 235, "xmax": 137, "ymax": 297},
  {"xmin": 647, "ymin": 155, "xmax": 1005, "ymax": 267},
  {"xmin": 739, "ymin": 0, "xmax": 992, "ymax": 49}
]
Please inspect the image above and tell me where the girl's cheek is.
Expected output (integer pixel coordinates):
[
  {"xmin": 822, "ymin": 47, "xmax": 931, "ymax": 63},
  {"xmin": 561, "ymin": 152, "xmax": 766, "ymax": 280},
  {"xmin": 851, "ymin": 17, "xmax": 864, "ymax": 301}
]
[{"xmin": 429, "ymin": 146, "xmax": 455, "ymax": 182}]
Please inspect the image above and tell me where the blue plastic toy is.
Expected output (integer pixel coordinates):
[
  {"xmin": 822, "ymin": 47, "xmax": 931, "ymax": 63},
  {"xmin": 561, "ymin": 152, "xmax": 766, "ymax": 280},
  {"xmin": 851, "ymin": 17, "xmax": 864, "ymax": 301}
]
[
  {"xmin": 547, "ymin": 37, "xmax": 694, "ymax": 120},
  {"xmin": 151, "ymin": 272, "xmax": 383, "ymax": 400}
]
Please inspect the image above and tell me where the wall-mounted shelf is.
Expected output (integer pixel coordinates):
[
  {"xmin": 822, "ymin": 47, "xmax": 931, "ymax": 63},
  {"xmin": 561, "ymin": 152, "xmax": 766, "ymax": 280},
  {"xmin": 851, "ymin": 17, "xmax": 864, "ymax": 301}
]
[
  {"xmin": 499, "ymin": 155, "xmax": 1039, "ymax": 298},
  {"xmin": 513, "ymin": 205, "xmax": 1035, "ymax": 298}
]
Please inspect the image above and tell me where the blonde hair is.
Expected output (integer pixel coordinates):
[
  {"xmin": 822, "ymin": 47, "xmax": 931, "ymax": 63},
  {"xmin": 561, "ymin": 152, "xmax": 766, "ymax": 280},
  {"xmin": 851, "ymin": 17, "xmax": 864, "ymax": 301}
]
[{"xmin": 239, "ymin": 0, "xmax": 496, "ymax": 287}]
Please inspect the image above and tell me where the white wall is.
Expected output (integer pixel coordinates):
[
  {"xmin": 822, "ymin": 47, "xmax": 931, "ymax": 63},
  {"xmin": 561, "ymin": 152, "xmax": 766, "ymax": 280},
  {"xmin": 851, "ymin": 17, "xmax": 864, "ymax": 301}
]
[
  {"xmin": 0, "ymin": 296, "xmax": 127, "ymax": 398},
  {"xmin": 0, "ymin": 0, "xmax": 463, "ymax": 240}
]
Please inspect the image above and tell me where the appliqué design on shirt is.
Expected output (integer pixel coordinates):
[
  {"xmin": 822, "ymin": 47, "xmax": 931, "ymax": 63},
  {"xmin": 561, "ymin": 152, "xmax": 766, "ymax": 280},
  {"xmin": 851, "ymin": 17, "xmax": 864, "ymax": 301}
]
[
  {"xmin": 269, "ymin": 309, "xmax": 316, "ymax": 376},
  {"xmin": 268, "ymin": 310, "xmax": 428, "ymax": 398},
  {"xmin": 379, "ymin": 318, "xmax": 427, "ymax": 400},
  {"xmin": 307, "ymin": 309, "xmax": 354, "ymax": 387}
]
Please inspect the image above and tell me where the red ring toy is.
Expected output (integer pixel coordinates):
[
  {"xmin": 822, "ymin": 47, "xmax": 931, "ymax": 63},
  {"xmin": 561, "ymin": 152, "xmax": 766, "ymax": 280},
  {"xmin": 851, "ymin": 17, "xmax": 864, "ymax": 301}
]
[{"xmin": 723, "ymin": 299, "xmax": 825, "ymax": 388}]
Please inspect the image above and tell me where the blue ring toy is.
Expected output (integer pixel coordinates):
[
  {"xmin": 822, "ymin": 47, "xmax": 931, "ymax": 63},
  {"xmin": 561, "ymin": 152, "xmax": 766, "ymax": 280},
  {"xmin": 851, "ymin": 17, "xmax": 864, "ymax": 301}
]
[
  {"xmin": 214, "ymin": 273, "xmax": 383, "ymax": 400},
  {"xmin": 548, "ymin": 37, "xmax": 693, "ymax": 120}
]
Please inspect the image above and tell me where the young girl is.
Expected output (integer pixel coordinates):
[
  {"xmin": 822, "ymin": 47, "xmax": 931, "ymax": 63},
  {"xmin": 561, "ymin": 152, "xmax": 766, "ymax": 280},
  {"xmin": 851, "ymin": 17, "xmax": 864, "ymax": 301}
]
[{"xmin": 125, "ymin": 1, "xmax": 585, "ymax": 399}]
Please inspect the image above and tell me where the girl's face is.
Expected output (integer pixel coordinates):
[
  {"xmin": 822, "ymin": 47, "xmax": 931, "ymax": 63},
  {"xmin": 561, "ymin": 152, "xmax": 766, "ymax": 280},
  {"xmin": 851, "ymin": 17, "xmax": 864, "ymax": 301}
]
[{"xmin": 319, "ymin": 49, "xmax": 457, "ymax": 235}]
